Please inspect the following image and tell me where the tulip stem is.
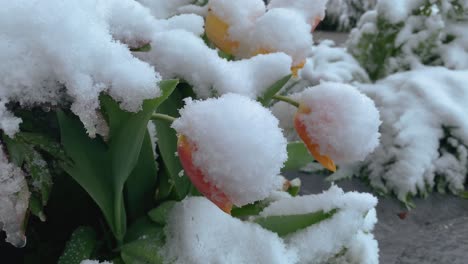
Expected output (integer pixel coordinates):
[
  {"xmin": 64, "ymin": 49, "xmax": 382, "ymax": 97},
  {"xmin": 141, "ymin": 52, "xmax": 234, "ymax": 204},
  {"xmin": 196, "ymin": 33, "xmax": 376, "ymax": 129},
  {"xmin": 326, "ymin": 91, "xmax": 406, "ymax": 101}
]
[
  {"xmin": 272, "ymin": 95, "xmax": 300, "ymax": 108},
  {"xmin": 151, "ymin": 113, "xmax": 176, "ymax": 123}
]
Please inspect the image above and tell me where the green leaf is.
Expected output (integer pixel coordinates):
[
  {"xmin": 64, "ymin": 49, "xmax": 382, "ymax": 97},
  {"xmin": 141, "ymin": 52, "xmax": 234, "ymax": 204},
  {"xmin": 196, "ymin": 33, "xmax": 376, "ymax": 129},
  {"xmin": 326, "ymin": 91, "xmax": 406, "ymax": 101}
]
[
  {"xmin": 154, "ymin": 85, "xmax": 191, "ymax": 201},
  {"xmin": 258, "ymin": 74, "xmax": 292, "ymax": 107},
  {"xmin": 57, "ymin": 110, "xmax": 121, "ymax": 240},
  {"xmin": 125, "ymin": 216, "xmax": 164, "ymax": 243},
  {"xmin": 58, "ymin": 226, "xmax": 97, "ymax": 264},
  {"xmin": 100, "ymin": 79, "xmax": 178, "ymax": 240},
  {"xmin": 121, "ymin": 234, "xmax": 164, "ymax": 264},
  {"xmin": 130, "ymin": 43, "xmax": 152, "ymax": 52},
  {"xmin": 147, "ymin": 201, "xmax": 177, "ymax": 225},
  {"xmin": 254, "ymin": 209, "xmax": 337, "ymax": 237},
  {"xmin": 231, "ymin": 202, "xmax": 268, "ymax": 218},
  {"xmin": 282, "ymin": 141, "xmax": 314, "ymax": 172},
  {"xmin": 459, "ymin": 190, "xmax": 468, "ymax": 199},
  {"xmin": 3, "ymin": 134, "xmax": 53, "ymax": 219},
  {"xmin": 125, "ymin": 131, "xmax": 159, "ymax": 220}
]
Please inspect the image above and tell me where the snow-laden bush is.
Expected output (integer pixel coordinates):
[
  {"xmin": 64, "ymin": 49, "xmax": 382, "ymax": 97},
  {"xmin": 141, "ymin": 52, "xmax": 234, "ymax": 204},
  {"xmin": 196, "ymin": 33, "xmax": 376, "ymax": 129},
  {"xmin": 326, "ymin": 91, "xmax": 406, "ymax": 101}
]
[
  {"xmin": 347, "ymin": 0, "xmax": 468, "ymax": 81},
  {"xmin": 0, "ymin": 0, "xmax": 383, "ymax": 263},
  {"xmin": 321, "ymin": 0, "xmax": 377, "ymax": 31}
]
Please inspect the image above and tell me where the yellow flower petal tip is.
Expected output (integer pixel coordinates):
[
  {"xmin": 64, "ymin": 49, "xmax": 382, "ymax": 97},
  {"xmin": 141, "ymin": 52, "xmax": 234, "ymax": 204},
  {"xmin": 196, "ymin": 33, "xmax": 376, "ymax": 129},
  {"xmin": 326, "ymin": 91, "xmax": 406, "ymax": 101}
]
[
  {"xmin": 205, "ymin": 10, "xmax": 239, "ymax": 55},
  {"xmin": 294, "ymin": 106, "xmax": 337, "ymax": 172}
]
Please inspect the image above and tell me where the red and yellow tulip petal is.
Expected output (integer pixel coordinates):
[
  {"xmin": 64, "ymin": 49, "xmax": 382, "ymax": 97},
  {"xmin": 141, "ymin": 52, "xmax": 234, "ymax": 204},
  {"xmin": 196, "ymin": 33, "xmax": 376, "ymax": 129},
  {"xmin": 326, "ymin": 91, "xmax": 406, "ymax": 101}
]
[
  {"xmin": 205, "ymin": 10, "xmax": 239, "ymax": 55},
  {"xmin": 294, "ymin": 105, "xmax": 337, "ymax": 172},
  {"xmin": 177, "ymin": 135, "xmax": 233, "ymax": 213}
]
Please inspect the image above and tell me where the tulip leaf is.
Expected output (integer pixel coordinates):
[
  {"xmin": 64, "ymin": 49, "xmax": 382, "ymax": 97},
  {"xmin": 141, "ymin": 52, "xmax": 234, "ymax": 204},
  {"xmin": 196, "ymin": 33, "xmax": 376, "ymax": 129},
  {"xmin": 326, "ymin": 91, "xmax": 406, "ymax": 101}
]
[
  {"xmin": 282, "ymin": 141, "xmax": 315, "ymax": 172},
  {"xmin": 258, "ymin": 74, "xmax": 292, "ymax": 107},
  {"xmin": 125, "ymin": 131, "xmax": 159, "ymax": 221},
  {"xmin": 147, "ymin": 201, "xmax": 177, "ymax": 225},
  {"xmin": 57, "ymin": 110, "xmax": 121, "ymax": 240},
  {"xmin": 254, "ymin": 209, "xmax": 338, "ymax": 237},
  {"xmin": 125, "ymin": 216, "xmax": 164, "ymax": 243},
  {"xmin": 231, "ymin": 202, "xmax": 268, "ymax": 218},
  {"xmin": 58, "ymin": 226, "xmax": 97, "ymax": 264},
  {"xmin": 154, "ymin": 84, "xmax": 192, "ymax": 201},
  {"xmin": 121, "ymin": 234, "xmax": 165, "ymax": 264}
]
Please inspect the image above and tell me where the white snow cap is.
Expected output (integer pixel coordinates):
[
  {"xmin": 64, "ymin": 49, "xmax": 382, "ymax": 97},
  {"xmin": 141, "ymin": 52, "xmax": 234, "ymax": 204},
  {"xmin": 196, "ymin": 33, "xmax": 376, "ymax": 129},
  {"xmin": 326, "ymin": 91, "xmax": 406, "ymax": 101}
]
[
  {"xmin": 162, "ymin": 197, "xmax": 298, "ymax": 264},
  {"xmin": 297, "ymin": 82, "xmax": 381, "ymax": 164},
  {"xmin": 261, "ymin": 185, "xmax": 379, "ymax": 264},
  {"xmin": 249, "ymin": 8, "xmax": 312, "ymax": 65},
  {"xmin": 0, "ymin": 0, "xmax": 162, "ymax": 136},
  {"xmin": 268, "ymin": 0, "xmax": 329, "ymax": 22},
  {"xmin": 172, "ymin": 93, "xmax": 287, "ymax": 206},
  {"xmin": 209, "ymin": 0, "xmax": 266, "ymax": 41},
  {"xmin": 140, "ymin": 30, "xmax": 292, "ymax": 99}
]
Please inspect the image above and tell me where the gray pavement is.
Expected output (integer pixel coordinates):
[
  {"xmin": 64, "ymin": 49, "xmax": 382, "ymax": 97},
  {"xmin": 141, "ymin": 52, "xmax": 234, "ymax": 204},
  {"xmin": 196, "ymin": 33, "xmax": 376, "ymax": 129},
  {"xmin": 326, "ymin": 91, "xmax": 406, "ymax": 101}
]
[{"xmin": 285, "ymin": 171, "xmax": 468, "ymax": 264}]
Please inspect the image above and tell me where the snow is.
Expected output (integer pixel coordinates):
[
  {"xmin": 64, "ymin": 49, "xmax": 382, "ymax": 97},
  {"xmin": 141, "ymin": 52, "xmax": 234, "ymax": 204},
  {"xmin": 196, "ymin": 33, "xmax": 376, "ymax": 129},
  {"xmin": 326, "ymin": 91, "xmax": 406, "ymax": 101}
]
[
  {"xmin": 356, "ymin": 67, "xmax": 468, "ymax": 201},
  {"xmin": 162, "ymin": 197, "xmax": 298, "ymax": 264},
  {"xmin": 208, "ymin": 0, "xmax": 266, "ymax": 43},
  {"xmin": 348, "ymin": 0, "xmax": 468, "ymax": 80},
  {"xmin": 267, "ymin": 0, "xmax": 329, "ymax": 23},
  {"xmin": 137, "ymin": 0, "xmax": 196, "ymax": 19},
  {"xmin": 377, "ymin": 0, "xmax": 424, "ymax": 23},
  {"xmin": 171, "ymin": 94, "xmax": 287, "ymax": 206},
  {"xmin": 249, "ymin": 8, "xmax": 312, "ymax": 65},
  {"xmin": 296, "ymin": 82, "xmax": 381, "ymax": 165},
  {"xmin": 300, "ymin": 40, "xmax": 370, "ymax": 85},
  {"xmin": 260, "ymin": 185, "xmax": 379, "ymax": 264},
  {"xmin": 140, "ymin": 29, "xmax": 292, "ymax": 99},
  {"xmin": 0, "ymin": 146, "xmax": 30, "ymax": 248},
  {"xmin": 80, "ymin": 261, "xmax": 112, "ymax": 264},
  {"xmin": 324, "ymin": 0, "xmax": 377, "ymax": 31},
  {"xmin": 0, "ymin": 0, "xmax": 165, "ymax": 136}
]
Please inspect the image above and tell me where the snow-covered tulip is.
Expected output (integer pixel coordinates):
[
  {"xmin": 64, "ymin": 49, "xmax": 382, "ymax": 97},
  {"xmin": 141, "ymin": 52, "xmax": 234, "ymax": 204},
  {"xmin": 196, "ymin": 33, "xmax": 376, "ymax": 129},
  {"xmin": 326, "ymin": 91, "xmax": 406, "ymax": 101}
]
[
  {"xmin": 293, "ymin": 83, "xmax": 381, "ymax": 171},
  {"xmin": 172, "ymin": 93, "xmax": 287, "ymax": 213},
  {"xmin": 206, "ymin": 0, "xmax": 266, "ymax": 55},
  {"xmin": 250, "ymin": 8, "xmax": 312, "ymax": 77},
  {"xmin": 267, "ymin": 0, "xmax": 328, "ymax": 31}
]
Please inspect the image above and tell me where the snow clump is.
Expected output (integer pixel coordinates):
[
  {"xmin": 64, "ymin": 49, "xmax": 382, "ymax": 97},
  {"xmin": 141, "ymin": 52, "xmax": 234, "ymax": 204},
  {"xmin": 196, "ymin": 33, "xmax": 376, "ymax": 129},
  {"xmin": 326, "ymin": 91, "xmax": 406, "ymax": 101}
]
[
  {"xmin": 261, "ymin": 185, "xmax": 379, "ymax": 264},
  {"xmin": 0, "ymin": 0, "xmax": 167, "ymax": 136},
  {"xmin": 356, "ymin": 67, "xmax": 468, "ymax": 201},
  {"xmin": 162, "ymin": 197, "xmax": 299, "ymax": 264},
  {"xmin": 172, "ymin": 93, "xmax": 287, "ymax": 206},
  {"xmin": 296, "ymin": 82, "xmax": 381, "ymax": 165}
]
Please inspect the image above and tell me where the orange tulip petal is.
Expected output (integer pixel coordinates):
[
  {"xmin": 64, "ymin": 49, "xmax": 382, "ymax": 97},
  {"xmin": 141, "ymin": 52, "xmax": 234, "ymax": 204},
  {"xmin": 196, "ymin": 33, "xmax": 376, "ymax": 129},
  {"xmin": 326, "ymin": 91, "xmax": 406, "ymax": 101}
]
[
  {"xmin": 294, "ymin": 106, "xmax": 337, "ymax": 172},
  {"xmin": 177, "ymin": 135, "xmax": 233, "ymax": 213},
  {"xmin": 205, "ymin": 10, "xmax": 239, "ymax": 55}
]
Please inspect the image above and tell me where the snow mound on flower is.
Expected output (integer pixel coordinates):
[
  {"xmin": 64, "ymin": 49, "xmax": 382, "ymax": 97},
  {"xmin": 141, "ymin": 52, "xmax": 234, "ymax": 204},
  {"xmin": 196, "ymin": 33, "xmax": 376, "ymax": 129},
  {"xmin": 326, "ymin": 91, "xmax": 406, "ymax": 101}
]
[
  {"xmin": 267, "ymin": 0, "xmax": 329, "ymax": 22},
  {"xmin": 140, "ymin": 29, "xmax": 292, "ymax": 99},
  {"xmin": 172, "ymin": 94, "xmax": 287, "ymax": 206},
  {"xmin": 261, "ymin": 185, "xmax": 379, "ymax": 264},
  {"xmin": 209, "ymin": 0, "xmax": 266, "ymax": 41},
  {"xmin": 297, "ymin": 82, "xmax": 381, "ymax": 164},
  {"xmin": 162, "ymin": 197, "xmax": 298, "ymax": 264},
  {"xmin": 0, "ymin": 0, "xmax": 163, "ymax": 136},
  {"xmin": 138, "ymin": 0, "xmax": 202, "ymax": 19},
  {"xmin": 357, "ymin": 67, "xmax": 468, "ymax": 201},
  {"xmin": 249, "ymin": 8, "xmax": 312, "ymax": 65},
  {"xmin": 0, "ymin": 147, "xmax": 30, "ymax": 247},
  {"xmin": 270, "ymin": 41, "xmax": 369, "ymax": 142}
]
